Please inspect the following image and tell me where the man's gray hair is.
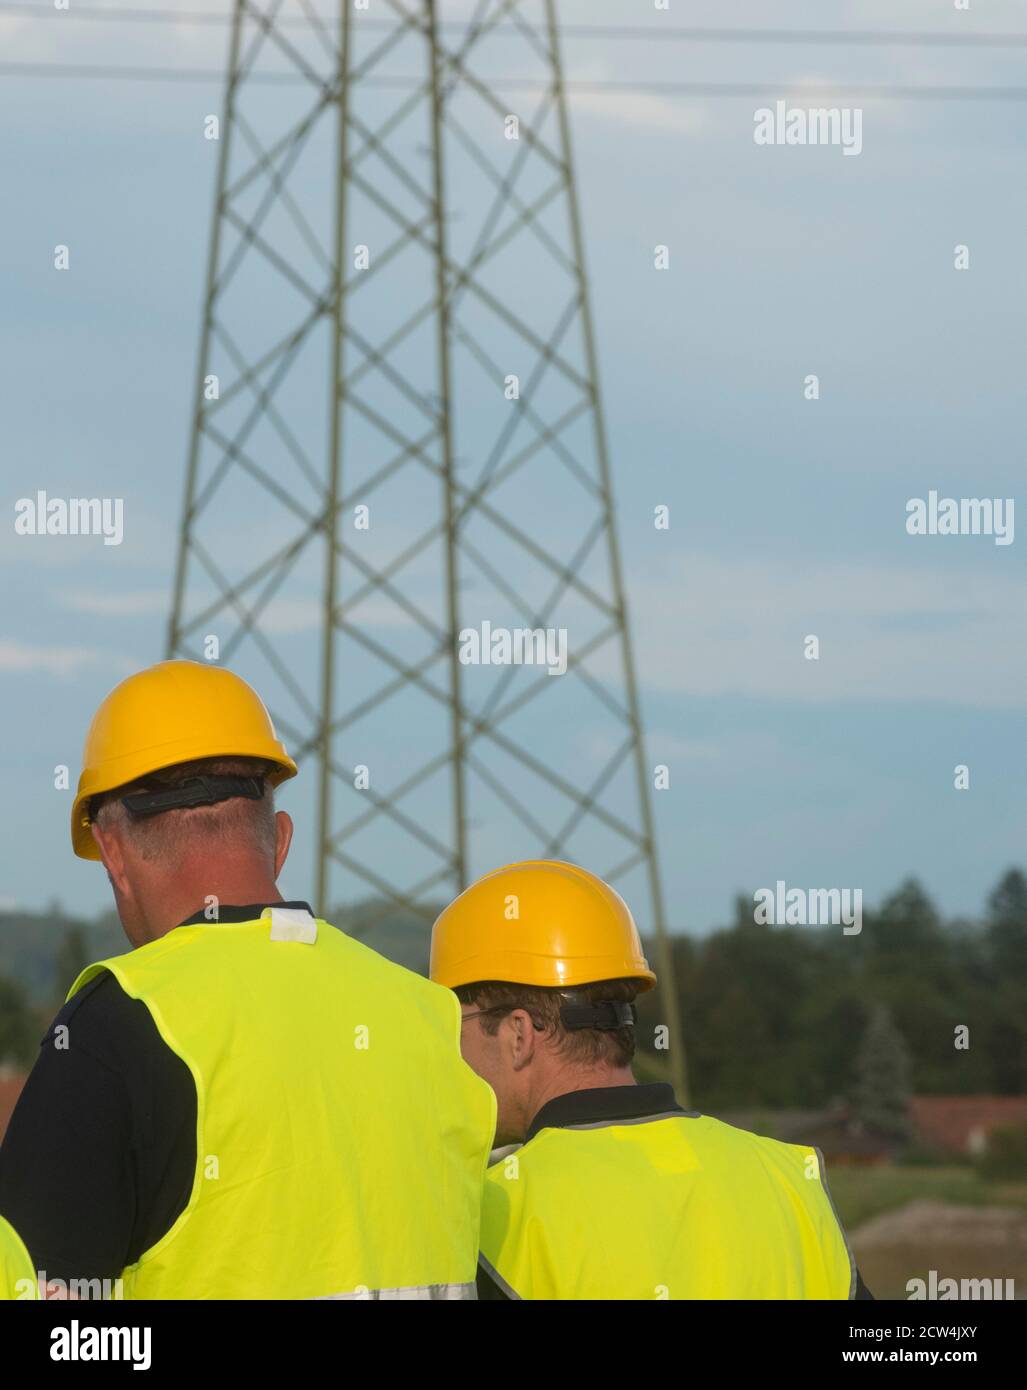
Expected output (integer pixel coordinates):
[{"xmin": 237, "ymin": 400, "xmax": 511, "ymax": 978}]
[{"xmin": 93, "ymin": 757, "xmax": 277, "ymax": 865}]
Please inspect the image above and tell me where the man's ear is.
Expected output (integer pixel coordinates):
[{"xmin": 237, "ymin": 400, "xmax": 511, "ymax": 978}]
[
  {"xmin": 91, "ymin": 818, "xmax": 130, "ymax": 893},
  {"xmin": 273, "ymin": 811, "xmax": 293, "ymax": 879},
  {"xmin": 504, "ymin": 1008, "xmax": 540, "ymax": 1072}
]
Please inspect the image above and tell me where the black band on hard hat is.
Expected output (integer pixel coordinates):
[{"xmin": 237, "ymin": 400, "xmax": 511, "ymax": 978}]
[
  {"xmin": 120, "ymin": 775, "xmax": 265, "ymax": 819},
  {"xmin": 559, "ymin": 999, "xmax": 637, "ymax": 1032}
]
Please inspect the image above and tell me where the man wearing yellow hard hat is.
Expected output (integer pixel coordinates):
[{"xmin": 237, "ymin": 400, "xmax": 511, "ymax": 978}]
[
  {"xmin": 431, "ymin": 860, "xmax": 873, "ymax": 1300},
  {"xmin": 0, "ymin": 660, "xmax": 494, "ymax": 1299}
]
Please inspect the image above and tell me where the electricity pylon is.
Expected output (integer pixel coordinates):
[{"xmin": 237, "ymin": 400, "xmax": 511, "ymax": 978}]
[{"xmin": 167, "ymin": 0, "xmax": 688, "ymax": 1102}]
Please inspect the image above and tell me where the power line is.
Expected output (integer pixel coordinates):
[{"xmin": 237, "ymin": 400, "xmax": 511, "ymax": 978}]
[
  {"xmin": 2, "ymin": 61, "xmax": 1026, "ymax": 102},
  {"xmin": 507, "ymin": 25, "xmax": 1027, "ymax": 48},
  {"xmin": 1, "ymin": 4, "xmax": 1026, "ymax": 47}
]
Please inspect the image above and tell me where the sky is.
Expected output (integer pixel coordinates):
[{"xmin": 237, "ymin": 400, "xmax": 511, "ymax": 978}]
[{"xmin": 2, "ymin": 0, "xmax": 1026, "ymax": 936}]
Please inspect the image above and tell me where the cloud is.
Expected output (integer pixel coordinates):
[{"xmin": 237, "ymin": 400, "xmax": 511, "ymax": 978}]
[
  {"xmin": 645, "ymin": 733, "xmax": 722, "ymax": 762},
  {"xmin": 61, "ymin": 587, "xmax": 420, "ymax": 635},
  {"xmin": 625, "ymin": 553, "xmax": 1027, "ymax": 709},
  {"xmin": 0, "ymin": 640, "xmax": 100, "ymax": 677},
  {"xmin": 261, "ymin": 594, "xmax": 425, "ymax": 634},
  {"xmin": 63, "ymin": 591, "xmax": 168, "ymax": 618},
  {"xmin": 570, "ymin": 88, "xmax": 708, "ymax": 137}
]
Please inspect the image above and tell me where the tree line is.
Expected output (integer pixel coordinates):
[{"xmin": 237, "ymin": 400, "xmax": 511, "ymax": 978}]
[
  {"xmin": 2, "ymin": 871, "xmax": 1025, "ymax": 1115},
  {"xmin": 637, "ymin": 870, "xmax": 1027, "ymax": 1110}
]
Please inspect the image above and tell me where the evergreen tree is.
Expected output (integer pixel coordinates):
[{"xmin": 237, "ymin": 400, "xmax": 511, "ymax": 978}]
[
  {"xmin": 986, "ymin": 869, "xmax": 1027, "ymax": 980},
  {"xmin": 853, "ymin": 1003, "xmax": 912, "ymax": 1140},
  {"xmin": 875, "ymin": 879, "xmax": 941, "ymax": 954},
  {"xmin": 0, "ymin": 976, "xmax": 36, "ymax": 1068},
  {"xmin": 53, "ymin": 925, "xmax": 90, "ymax": 1008}
]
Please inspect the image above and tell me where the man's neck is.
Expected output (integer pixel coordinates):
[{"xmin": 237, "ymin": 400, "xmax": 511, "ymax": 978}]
[
  {"xmin": 141, "ymin": 876, "xmax": 284, "ymax": 942},
  {"xmin": 525, "ymin": 1064, "xmax": 636, "ymax": 1134}
]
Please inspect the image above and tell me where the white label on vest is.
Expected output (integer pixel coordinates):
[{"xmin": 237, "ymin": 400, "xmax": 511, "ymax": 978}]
[{"xmin": 263, "ymin": 907, "xmax": 318, "ymax": 944}]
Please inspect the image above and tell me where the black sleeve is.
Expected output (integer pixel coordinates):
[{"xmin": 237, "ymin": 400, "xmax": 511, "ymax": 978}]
[
  {"xmin": 0, "ymin": 971, "xmax": 196, "ymax": 1284},
  {"xmin": 476, "ymin": 1260, "xmax": 511, "ymax": 1300},
  {"xmin": 855, "ymin": 1269, "xmax": 874, "ymax": 1300}
]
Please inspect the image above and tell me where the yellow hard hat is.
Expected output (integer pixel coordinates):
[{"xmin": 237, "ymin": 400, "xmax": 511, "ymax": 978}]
[
  {"xmin": 430, "ymin": 860, "xmax": 656, "ymax": 992},
  {"xmin": 72, "ymin": 660, "xmax": 297, "ymax": 860}
]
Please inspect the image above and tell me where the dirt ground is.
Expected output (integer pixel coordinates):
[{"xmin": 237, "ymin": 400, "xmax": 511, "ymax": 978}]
[{"xmin": 850, "ymin": 1199, "xmax": 1027, "ymax": 1301}]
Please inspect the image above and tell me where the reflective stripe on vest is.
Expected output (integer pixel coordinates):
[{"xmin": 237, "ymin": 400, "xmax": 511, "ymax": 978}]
[
  {"xmin": 69, "ymin": 914, "xmax": 496, "ymax": 1300},
  {"xmin": 480, "ymin": 1113, "xmax": 855, "ymax": 1300},
  {"xmin": 315, "ymin": 1281, "xmax": 476, "ymax": 1300},
  {"xmin": 0, "ymin": 1214, "xmax": 39, "ymax": 1301}
]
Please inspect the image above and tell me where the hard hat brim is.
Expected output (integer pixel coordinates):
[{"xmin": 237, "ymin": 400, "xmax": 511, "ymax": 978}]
[{"xmin": 431, "ymin": 949, "xmax": 657, "ymax": 994}]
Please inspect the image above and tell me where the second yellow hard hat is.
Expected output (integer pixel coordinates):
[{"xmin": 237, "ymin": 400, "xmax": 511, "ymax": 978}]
[
  {"xmin": 71, "ymin": 660, "xmax": 297, "ymax": 860},
  {"xmin": 430, "ymin": 860, "xmax": 656, "ymax": 992}
]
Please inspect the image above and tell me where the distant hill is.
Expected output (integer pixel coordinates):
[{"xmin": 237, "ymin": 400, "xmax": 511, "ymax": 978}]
[
  {"xmin": 0, "ymin": 900, "xmax": 437, "ymax": 1007},
  {"xmin": 330, "ymin": 899, "xmax": 436, "ymax": 977},
  {"xmin": 0, "ymin": 909, "xmax": 125, "ymax": 1007}
]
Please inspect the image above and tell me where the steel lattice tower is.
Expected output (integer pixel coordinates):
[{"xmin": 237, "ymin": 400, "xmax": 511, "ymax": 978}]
[{"xmin": 168, "ymin": 0, "xmax": 687, "ymax": 1101}]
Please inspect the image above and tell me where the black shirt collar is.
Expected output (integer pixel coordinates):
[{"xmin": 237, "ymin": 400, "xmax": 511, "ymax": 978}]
[
  {"xmin": 525, "ymin": 1082, "xmax": 689, "ymax": 1142},
  {"xmin": 178, "ymin": 900, "xmax": 315, "ymax": 928}
]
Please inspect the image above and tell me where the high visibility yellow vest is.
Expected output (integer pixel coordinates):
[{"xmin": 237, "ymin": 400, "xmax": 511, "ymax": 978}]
[
  {"xmin": 480, "ymin": 1111, "xmax": 855, "ymax": 1299},
  {"xmin": 0, "ymin": 1213, "xmax": 38, "ymax": 1301},
  {"xmin": 70, "ymin": 911, "xmax": 496, "ymax": 1299}
]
